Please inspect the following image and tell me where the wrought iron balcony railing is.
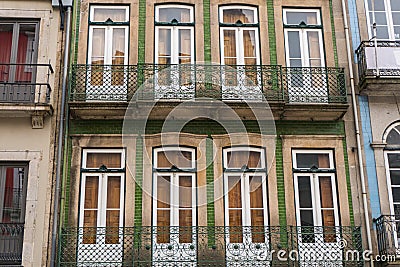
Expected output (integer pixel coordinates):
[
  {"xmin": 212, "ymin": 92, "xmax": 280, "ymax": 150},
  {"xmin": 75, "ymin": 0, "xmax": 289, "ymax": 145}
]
[
  {"xmin": 0, "ymin": 63, "xmax": 54, "ymax": 103},
  {"xmin": 0, "ymin": 223, "xmax": 24, "ymax": 265},
  {"xmin": 58, "ymin": 226, "xmax": 362, "ymax": 266},
  {"xmin": 69, "ymin": 64, "xmax": 347, "ymax": 104},
  {"xmin": 375, "ymin": 215, "xmax": 400, "ymax": 260},
  {"xmin": 356, "ymin": 41, "xmax": 400, "ymax": 81}
]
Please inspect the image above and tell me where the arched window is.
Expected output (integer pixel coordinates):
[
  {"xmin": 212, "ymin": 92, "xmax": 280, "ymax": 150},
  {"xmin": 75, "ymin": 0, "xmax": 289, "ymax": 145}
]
[{"xmin": 384, "ymin": 122, "xmax": 400, "ymax": 216}]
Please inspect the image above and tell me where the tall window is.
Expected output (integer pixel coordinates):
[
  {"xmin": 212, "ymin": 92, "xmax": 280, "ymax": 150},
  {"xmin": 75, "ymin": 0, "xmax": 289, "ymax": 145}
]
[
  {"xmin": 79, "ymin": 149, "xmax": 125, "ymax": 244},
  {"xmin": 155, "ymin": 5, "xmax": 194, "ymax": 65},
  {"xmin": 223, "ymin": 147, "xmax": 267, "ymax": 243},
  {"xmin": 283, "ymin": 9, "xmax": 326, "ymax": 102},
  {"xmin": 367, "ymin": 0, "xmax": 400, "ymax": 39},
  {"xmin": 0, "ymin": 22, "xmax": 38, "ymax": 84},
  {"xmin": 384, "ymin": 123, "xmax": 400, "ymax": 216},
  {"xmin": 0, "ymin": 164, "xmax": 27, "ymax": 223},
  {"xmin": 219, "ymin": 6, "xmax": 260, "ymax": 94},
  {"xmin": 87, "ymin": 6, "xmax": 129, "ymax": 100},
  {"xmin": 292, "ymin": 150, "xmax": 339, "ymax": 243}
]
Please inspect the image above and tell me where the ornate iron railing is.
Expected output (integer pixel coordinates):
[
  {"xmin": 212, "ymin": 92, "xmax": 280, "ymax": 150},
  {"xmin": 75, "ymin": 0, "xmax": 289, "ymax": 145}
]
[
  {"xmin": 0, "ymin": 63, "xmax": 53, "ymax": 103},
  {"xmin": 356, "ymin": 41, "xmax": 400, "ymax": 81},
  {"xmin": 58, "ymin": 226, "xmax": 362, "ymax": 266},
  {"xmin": 0, "ymin": 223, "xmax": 24, "ymax": 265},
  {"xmin": 69, "ymin": 64, "xmax": 347, "ymax": 104},
  {"xmin": 375, "ymin": 215, "xmax": 400, "ymax": 259}
]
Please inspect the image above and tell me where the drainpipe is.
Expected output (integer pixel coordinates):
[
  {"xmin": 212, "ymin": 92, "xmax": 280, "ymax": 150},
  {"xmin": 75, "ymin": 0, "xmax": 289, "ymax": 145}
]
[
  {"xmin": 340, "ymin": 0, "xmax": 374, "ymax": 265},
  {"xmin": 50, "ymin": 5, "xmax": 71, "ymax": 267}
]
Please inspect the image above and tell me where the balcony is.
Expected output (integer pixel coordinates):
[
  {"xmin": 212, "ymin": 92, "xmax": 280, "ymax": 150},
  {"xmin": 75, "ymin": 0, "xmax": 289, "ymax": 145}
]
[
  {"xmin": 375, "ymin": 215, "xmax": 400, "ymax": 262},
  {"xmin": 356, "ymin": 41, "xmax": 400, "ymax": 92},
  {"xmin": 59, "ymin": 226, "xmax": 362, "ymax": 266},
  {"xmin": 0, "ymin": 223, "xmax": 24, "ymax": 265},
  {"xmin": 0, "ymin": 63, "xmax": 54, "ymax": 127},
  {"xmin": 69, "ymin": 64, "xmax": 348, "ymax": 120}
]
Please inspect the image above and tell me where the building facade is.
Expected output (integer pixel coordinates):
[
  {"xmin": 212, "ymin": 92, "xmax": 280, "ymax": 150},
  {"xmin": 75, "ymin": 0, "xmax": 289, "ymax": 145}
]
[
  {"xmin": 0, "ymin": 0, "xmax": 68, "ymax": 266},
  {"xmin": 57, "ymin": 0, "xmax": 367, "ymax": 266},
  {"xmin": 352, "ymin": 0, "xmax": 400, "ymax": 263}
]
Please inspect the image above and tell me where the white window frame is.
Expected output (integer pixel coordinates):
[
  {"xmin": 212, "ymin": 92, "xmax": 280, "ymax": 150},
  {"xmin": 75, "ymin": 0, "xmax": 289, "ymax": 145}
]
[
  {"xmin": 219, "ymin": 6, "xmax": 260, "ymax": 66},
  {"xmin": 154, "ymin": 5, "xmax": 195, "ymax": 65},
  {"xmin": 223, "ymin": 147, "xmax": 268, "ymax": 231},
  {"xmin": 365, "ymin": 0, "xmax": 400, "ymax": 40},
  {"xmin": 292, "ymin": 150, "xmax": 339, "ymax": 228},
  {"xmin": 282, "ymin": 8, "xmax": 321, "ymax": 25}
]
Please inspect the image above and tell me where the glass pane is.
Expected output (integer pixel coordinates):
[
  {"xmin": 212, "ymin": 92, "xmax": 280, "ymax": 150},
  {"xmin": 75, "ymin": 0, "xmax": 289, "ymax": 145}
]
[
  {"xmin": 16, "ymin": 24, "xmax": 36, "ymax": 83},
  {"xmin": 223, "ymin": 30, "xmax": 237, "ymax": 61},
  {"xmin": 228, "ymin": 176, "xmax": 242, "ymax": 208},
  {"xmin": 106, "ymin": 210, "xmax": 120, "ymax": 244},
  {"xmin": 157, "ymin": 150, "xmax": 192, "ymax": 169},
  {"xmin": 300, "ymin": 210, "xmax": 314, "ymax": 226},
  {"xmin": 307, "ymin": 31, "xmax": 321, "ymax": 67},
  {"xmin": 371, "ymin": 0, "xmax": 386, "ymax": 11},
  {"xmin": 243, "ymin": 30, "xmax": 256, "ymax": 58},
  {"xmin": 93, "ymin": 8, "xmax": 127, "ymax": 22},
  {"xmin": 157, "ymin": 176, "xmax": 170, "ymax": 208},
  {"xmin": 394, "ymin": 26, "xmax": 400, "ymax": 39},
  {"xmin": 376, "ymin": 26, "xmax": 390, "ymax": 39},
  {"xmin": 386, "ymin": 127, "xmax": 400, "ymax": 145},
  {"xmin": 298, "ymin": 176, "xmax": 312, "ymax": 208},
  {"xmin": 158, "ymin": 28, "xmax": 171, "ymax": 61},
  {"xmin": 157, "ymin": 210, "xmax": 170, "ymax": 243},
  {"xmin": 86, "ymin": 152, "xmax": 121, "ymax": 169},
  {"xmin": 227, "ymin": 151, "xmax": 261, "ymax": 169},
  {"xmin": 0, "ymin": 24, "xmax": 13, "ymax": 82},
  {"xmin": 91, "ymin": 28, "xmax": 105, "ymax": 64},
  {"xmin": 388, "ymin": 153, "xmax": 400, "ymax": 168},
  {"xmin": 229, "ymin": 210, "xmax": 243, "ymax": 243},
  {"xmin": 319, "ymin": 176, "xmax": 334, "ymax": 209},
  {"xmin": 179, "ymin": 209, "xmax": 192, "ymax": 243},
  {"xmin": 107, "ymin": 177, "xmax": 120, "ymax": 208},
  {"xmin": 251, "ymin": 210, "xmax": 265, "ymax": 243},
  {"xmin": 250, "ymin": 176, "xmax": 263, "ymax": 208},
  {"xmin": 83, "ymin": 210, "xmax": 97, "ymax": 244},
  {"xmin": 375, "ymin": 12, "xmax": 388, "ymax": 25},
  {"xmin": 288, "ymin": 31, "xmax": 301, "ymax": 59},
  {"xmin": 158, "ymin": 7, "xmax": 192, "ymax": 23},
  {"xmin": 1, "ymin": 167, "xmax": 25, "ymax": 223},
  {"xmin": 391, "ymin": 0, "xmax": 400, "ymax": 11},
  {"xmin": 112, "ymin": 28, "xmax": 125, "ymax": 65},
  {"xmin": 179, "ymin": 29, "xmax": 191, "ymax": 60},
  {"xmin": 322, "ymin": 210, "xmax": 336, "ymax": 242},
  {"xmin": 392, "ymin": 187, "xmax": 400, "ymax": 202},
  {"xmin": 285, "ymin": 11, "xmax": 318, "ymax": 25},
  {"xmin": 222, "ymin": 8, "xmax": 255, "ymax": 24},
  {"xmin": 296, "ymin": 153, "xmax": 330, "ymax": 169},
  {"xmin": 390, "ymin": 171, "xmax": 400, "ymax": 185},
  {"xmin": 84, "ymin": 177, "xmax": 98, "ymax": 209},
  {"xmin": 179, "ymin": 176, "xmax": 192, "ymax": 208}
]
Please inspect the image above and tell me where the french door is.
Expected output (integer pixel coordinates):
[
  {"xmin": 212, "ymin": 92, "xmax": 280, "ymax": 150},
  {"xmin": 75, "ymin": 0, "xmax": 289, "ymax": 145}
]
[
  {"xmin": 87, "ymin": 26, "xmax": 128, "ymax": 101},
  {"xmin": 220, "ymin": 27, "xmax": 261, "ymax": 100},
  {"xmin": 152, "ymin": 173, "xmax": 197, "ymax": 266},
  {"xmin": 224, "ymin": 173, "xmax": 269, "ymax": 265},
  {"xmin": 78, "ymin": 173, "xmax": 125, "ymax": 265},
  {"xmin": 294, "ymin": 173, "xmax": 341, "ymax": 266},
  {"xmin": 154, "ymin": 26, "xmax": 194, "ymax": 100},
  {"xmin": 284, "ymin": 28, "xmax": 327, "ymax": 103}
]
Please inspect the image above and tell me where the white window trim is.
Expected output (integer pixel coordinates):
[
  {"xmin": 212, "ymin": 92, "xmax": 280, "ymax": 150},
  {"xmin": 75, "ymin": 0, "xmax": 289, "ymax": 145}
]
[
  {"xmin": 155, "ymin": 5, "xmax": 194, "ymax": 23},
  {"xmin": 292, "ymin": 149, "xmax": 335, "ymax": 170},
  {"xmin": 384, "ymin": 151, "xmax": 400, "ymax": 216},
  {"xmin": 219, "ymin": 6, "xmax": 258, "ymax": 24},
  {"xmin": 152, "ymin": 173, "xmax": 197, "ymax": 229},
  {"xmin": 89, "ymin": 5, "xmax": 129, "ymax": 22},
  {"xmin": 87, "ymin": 26, "xmax": 129, "ymax": 66},
  {"xmin": 78, "ymin": 172, "xmax": 125, "ymax": 228},
  {"xmin": 154, "ymin": 26, "xmax": 195, "ymax": 64},
  {"xmin": 282, "ymin": 8, "xmax": 321, "ymax": 25},
  {"xmin": 153, "ymin": 147, "xmax": 195, "ymax": 169},
  {"xmin": 82, "ymin": 149, "xmax": 125, "ymax": 169},
  {"xmin": 365, "ymin": 0, "xmax": 399, "ymax": 40},
  {"xmin": 293, "ymin": 173, "xmax": 340, "ymax": 228},
  {"xmin": 223, "ymin": 146, "xmax": 266, "ymax": 170},
  {"xmin": 223, "ymin": 173, "xmax": 268, "ymax": 229}
]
